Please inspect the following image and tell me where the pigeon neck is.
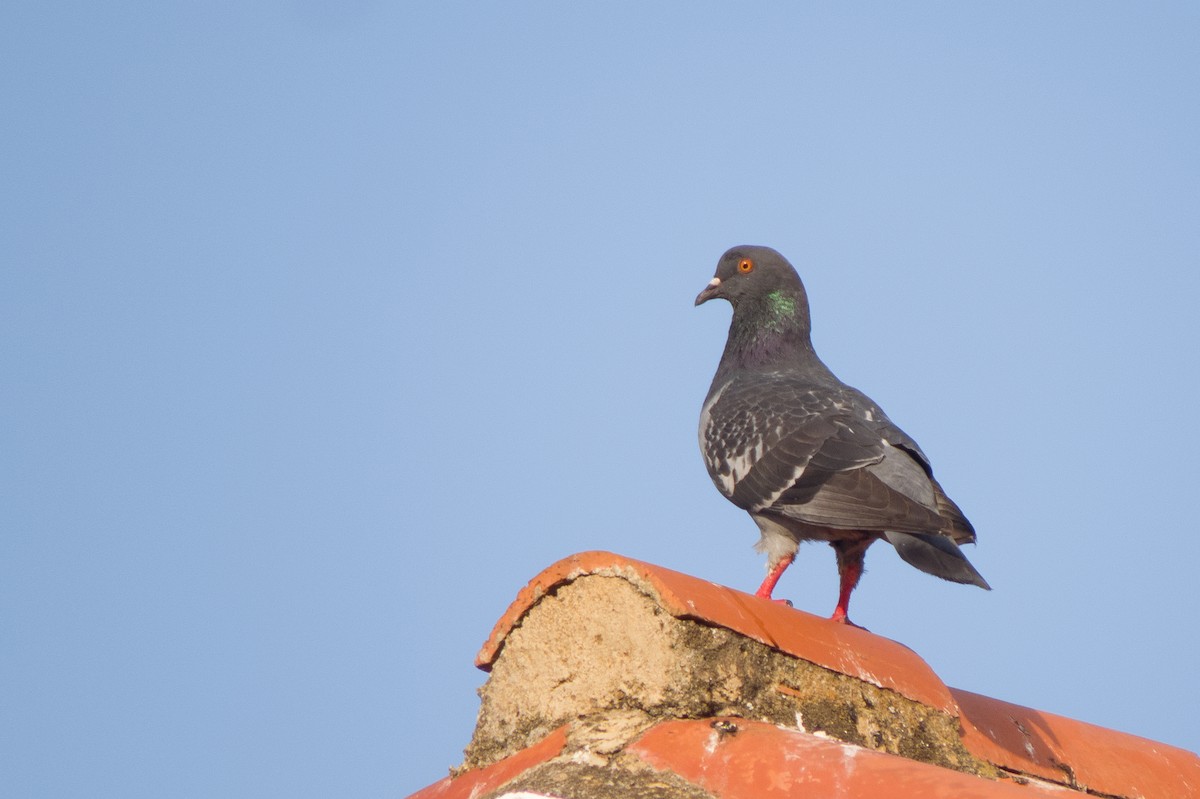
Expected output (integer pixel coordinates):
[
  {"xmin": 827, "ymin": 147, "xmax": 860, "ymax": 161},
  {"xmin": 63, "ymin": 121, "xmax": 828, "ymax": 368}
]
[{"xmin": 720, "ymin": 289, "xmax": 816, "ymax": 372}]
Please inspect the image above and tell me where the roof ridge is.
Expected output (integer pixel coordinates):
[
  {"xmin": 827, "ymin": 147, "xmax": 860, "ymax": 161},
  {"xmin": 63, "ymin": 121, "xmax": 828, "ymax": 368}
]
[{"xmin": 411, "ymin": 551, "xmax": 1200, "ymax": 799}]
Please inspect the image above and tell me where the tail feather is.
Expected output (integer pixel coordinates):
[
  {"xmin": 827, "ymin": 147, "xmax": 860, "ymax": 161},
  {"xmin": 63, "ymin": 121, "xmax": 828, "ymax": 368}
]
[{"xmin": 884, "ymin": 531, "xmax": 991, "ymax": 589}]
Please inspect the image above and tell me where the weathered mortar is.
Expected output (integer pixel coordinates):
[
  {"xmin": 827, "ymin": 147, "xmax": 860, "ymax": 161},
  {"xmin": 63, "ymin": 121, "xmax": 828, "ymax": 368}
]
[{"xmin": 460, "ymin": 574, "xmax": 995, "ymax": 779}]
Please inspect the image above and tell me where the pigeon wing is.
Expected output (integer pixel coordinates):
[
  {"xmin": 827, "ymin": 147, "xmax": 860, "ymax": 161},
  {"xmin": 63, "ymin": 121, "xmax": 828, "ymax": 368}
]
[
  {"xmin": 700, "ymin": 375, "xmax": 840, "ymax": 511},
  {"xmin": 703, "ymin": 375, "xmax": 968, "ymax": 537},
  {"xmin": 771, "ymin": 441, "xmax": 947, "ymax": 533},
  {"xmin": 846, "ymin": 388, "xmax": 978, "ymax": 543}
]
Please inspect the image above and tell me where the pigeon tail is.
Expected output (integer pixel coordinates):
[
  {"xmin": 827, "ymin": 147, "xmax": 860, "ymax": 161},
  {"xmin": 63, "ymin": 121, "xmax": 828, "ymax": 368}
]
[{"xmin": 884, "ymin": 531, "xmax": 991, "ymax": 590}]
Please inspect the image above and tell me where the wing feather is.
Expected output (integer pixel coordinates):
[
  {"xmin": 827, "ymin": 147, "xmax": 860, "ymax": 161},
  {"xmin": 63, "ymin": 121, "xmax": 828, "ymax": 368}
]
[{"xmin": 701, "ymin": 373, "xmax": 965, "ymax": 537}]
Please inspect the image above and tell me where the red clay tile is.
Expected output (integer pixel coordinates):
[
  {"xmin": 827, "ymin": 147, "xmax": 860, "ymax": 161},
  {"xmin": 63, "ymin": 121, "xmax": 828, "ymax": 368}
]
[
  {"xmin": 476, "ymin": 551, "xmax": 957, "ymax": 712},
  {"xmin": 467, "ymin": 553, "xmax": 1200, "ymax": 797},
  {"xmin": 628, "ymin": 718, "xmax": 1062, "ymax": 798},
  {"xmin": 954, "ymin": 687, "xmax": 1200, "ymax": 798},
  {"xmin": 404, "ymin": 725, "xmax": 567, "ymax": 799}
]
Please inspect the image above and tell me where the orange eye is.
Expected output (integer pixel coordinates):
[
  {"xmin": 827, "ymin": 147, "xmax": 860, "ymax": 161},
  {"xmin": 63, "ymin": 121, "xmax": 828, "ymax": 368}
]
[{"xmin": 738, "ymin": 258, "xmax": 754, "ymax": 273}]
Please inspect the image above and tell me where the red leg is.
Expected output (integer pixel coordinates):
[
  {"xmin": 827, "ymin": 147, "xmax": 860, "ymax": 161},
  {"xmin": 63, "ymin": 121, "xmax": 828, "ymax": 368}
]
[
  {"xmin": 755, "ymin": 553, "xmax": 795, "ymax": 601},
  {"xmin": 830, "ymin": 539, "xmax": 871, "ymax": 627}
]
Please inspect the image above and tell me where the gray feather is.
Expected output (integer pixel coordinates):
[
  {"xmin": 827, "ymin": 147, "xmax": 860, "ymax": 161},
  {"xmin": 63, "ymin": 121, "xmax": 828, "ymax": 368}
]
[{"xmin": 885, "ymin": 531, "xmax": 991, "ymax": 589}]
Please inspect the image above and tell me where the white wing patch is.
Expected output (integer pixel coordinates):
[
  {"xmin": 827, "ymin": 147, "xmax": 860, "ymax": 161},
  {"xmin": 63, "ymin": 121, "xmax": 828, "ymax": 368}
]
[
  {"xmin": 722, "ymin": 438, "xmax": 765, "ymax": 495},
  {"xmin": 698, "ymin": 381, "xmax": 729, "ymax": 457}
]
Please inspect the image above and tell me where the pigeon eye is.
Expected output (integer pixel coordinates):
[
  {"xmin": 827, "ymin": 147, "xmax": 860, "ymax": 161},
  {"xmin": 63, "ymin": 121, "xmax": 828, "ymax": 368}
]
[{"xmin": 738, "ymin": 258, "xmax": 754, "ymax": 273}]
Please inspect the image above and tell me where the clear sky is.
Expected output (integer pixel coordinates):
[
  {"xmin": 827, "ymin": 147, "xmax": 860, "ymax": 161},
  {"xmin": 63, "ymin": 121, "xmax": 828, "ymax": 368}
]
[{"xmin": 3, "ymin": 3, "xmax": 1198, "ymax": 797}]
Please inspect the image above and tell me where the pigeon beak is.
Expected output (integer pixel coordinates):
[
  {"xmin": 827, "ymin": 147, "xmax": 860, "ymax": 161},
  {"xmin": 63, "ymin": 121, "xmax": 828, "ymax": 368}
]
[{"xmin": 695, "ymin": 277, "xmax": 722, "ymax": 306}]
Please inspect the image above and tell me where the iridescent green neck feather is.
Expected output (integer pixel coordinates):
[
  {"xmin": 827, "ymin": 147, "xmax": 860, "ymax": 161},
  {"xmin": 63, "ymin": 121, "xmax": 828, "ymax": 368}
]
[
  {"xmin": 718, "ymin": 287, "xmax": 814, "ymax": 376},
  {"xmin": 764, "ymin": 289, "xmax": 798, "ymax": 332}
]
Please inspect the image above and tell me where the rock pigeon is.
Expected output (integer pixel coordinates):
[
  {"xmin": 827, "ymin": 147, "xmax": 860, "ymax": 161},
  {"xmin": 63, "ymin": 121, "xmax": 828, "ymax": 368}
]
[{"xmin": 696, "ymin": 245, "xmax": 989, "ymax": 625}]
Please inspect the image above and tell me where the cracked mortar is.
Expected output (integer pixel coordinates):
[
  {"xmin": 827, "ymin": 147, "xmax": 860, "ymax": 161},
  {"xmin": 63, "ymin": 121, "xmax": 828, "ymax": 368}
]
[{"xmin": 459, "ymin": 574, "xmax": 997, "ymax": 780}]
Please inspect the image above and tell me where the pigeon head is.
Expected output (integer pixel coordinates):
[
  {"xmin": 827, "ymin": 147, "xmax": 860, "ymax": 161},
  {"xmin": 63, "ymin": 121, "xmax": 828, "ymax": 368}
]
[
  {"xmin": 696, "ymin": 246, "xmax": 818, "ymax": 373},
  {"xmin": 695, "ymin": 245, "xmax": 812, "ymax": 340}
]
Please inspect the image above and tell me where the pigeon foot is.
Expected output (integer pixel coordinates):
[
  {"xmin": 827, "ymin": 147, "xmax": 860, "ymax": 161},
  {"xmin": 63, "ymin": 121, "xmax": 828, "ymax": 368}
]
[{"xmin": 829, "ymin": 607, "xmax": 868, "ymax": 630}]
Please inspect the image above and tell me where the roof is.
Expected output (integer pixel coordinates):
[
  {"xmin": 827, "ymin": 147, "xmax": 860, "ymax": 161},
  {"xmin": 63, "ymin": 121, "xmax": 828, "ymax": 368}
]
[{"xmin": 407, "ymin": 551, "xmax": 1200, "ymax": 798}]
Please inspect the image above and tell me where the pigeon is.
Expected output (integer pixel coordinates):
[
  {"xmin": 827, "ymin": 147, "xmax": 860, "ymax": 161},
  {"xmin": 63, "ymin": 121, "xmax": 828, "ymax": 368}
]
[{"xmin": 696, "ymin": 245, "xmax": 989, "ymax": 625}]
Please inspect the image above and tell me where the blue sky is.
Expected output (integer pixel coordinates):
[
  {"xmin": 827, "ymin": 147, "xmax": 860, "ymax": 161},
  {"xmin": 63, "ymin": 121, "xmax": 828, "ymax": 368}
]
[{"xmin": 3, "ymin": 3, "xmax": 1198, "ymax": 797}]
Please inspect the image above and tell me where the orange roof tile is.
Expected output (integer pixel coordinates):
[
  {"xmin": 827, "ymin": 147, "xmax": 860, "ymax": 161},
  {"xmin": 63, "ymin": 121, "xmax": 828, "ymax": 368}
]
[
  {"xmin": 407, "ymin": 551, "xmax": 1200, "ymax": 799},
  {"xmin": 477, "ymin": 550, "xmax": 957, "ymax": 712},
  {"xmin": 406, "ymin": 725, "xmax": 567, "ymax": 799},
  {"xmin": 627, "ymin": 718, "xmax": 1062, "ymax": 798},
  {"xmin": 954, "ymin": 687, "xmax": 1200, "ymax": 797}
]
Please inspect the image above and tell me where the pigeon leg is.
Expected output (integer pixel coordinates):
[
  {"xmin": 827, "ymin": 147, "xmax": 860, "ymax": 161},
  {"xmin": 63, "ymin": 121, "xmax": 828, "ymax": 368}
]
[
  {"xmin": 754, "ymin": 553, "xmax": 795, "ymax": 601},
  {"xmin": 830, "ymin": 538, "xmax": 872, "ymax": 626}
]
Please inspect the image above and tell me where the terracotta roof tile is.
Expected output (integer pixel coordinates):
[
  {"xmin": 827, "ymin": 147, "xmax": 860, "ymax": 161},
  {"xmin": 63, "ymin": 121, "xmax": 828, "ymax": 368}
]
[
  {"xmin": 477, "ymin": 550, "xmax": 956, "ymax": 712},
  {"xmin": 627, "ymin": 718, "xmax": 1063, "ymax": 798},
  {"xmin": 406, "ymin": 551, "xmax": 1200, "ymax": 798},
  {"xmin": 406, "ymin": 725, "xmax": 566, "ymax": 799},
  {"xmin": 954, "ymin": 687, "xmax": 1200, "ymax": 797}
]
